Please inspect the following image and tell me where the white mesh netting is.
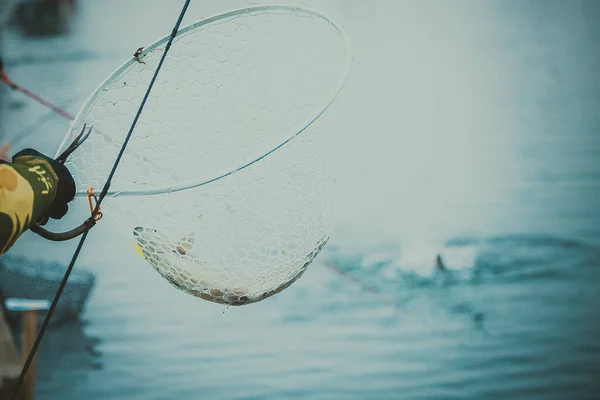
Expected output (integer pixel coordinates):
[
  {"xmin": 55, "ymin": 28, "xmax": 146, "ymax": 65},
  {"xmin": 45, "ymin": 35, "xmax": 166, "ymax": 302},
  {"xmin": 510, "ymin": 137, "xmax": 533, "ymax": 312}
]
[{"xmin": 55, "ymin": 6, "xmax": 350, "ymax": 306}]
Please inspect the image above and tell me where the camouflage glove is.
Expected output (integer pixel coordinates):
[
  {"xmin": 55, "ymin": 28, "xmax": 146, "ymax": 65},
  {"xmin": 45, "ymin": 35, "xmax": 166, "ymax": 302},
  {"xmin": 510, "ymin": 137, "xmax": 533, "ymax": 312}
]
[{"xmin": 12, "ymin": 148, "xmax": 76, "ymax": 223}]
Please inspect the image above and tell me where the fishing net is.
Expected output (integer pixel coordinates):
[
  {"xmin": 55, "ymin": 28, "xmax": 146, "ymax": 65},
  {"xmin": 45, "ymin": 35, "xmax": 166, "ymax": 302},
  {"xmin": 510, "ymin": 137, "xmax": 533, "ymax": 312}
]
[{"xmin": 54, "ymin": 6, "xmax": 351, "ymax": 306}]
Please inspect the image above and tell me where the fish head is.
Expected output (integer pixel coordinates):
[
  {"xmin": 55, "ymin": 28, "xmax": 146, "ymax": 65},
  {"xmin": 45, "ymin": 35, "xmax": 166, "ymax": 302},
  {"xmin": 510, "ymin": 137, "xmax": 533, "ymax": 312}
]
[{"xmin": 132, "ymin": 226, "xmax": 175, "ymax": 261}]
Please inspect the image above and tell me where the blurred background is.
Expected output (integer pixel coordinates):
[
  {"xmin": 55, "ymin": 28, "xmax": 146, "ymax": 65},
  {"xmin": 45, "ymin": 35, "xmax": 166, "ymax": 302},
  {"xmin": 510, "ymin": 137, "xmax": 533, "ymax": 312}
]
[{"xmin": 0, "ymin": 0, "xmax": 599, "ymax": 399}]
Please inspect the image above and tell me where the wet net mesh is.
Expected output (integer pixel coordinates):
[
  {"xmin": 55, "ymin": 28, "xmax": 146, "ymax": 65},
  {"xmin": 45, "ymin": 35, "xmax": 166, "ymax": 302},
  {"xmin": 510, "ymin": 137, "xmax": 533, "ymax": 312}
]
[{"xmin": 55, "ymin": 6, "xmax": 350, "ymax": 305}]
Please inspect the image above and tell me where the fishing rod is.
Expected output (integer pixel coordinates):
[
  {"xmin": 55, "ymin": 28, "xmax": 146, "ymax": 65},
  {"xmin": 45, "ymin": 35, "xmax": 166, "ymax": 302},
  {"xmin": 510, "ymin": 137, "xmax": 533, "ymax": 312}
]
[{"xmin": 10, "ymin": 0, "xmax": 193, "ymax": 398}]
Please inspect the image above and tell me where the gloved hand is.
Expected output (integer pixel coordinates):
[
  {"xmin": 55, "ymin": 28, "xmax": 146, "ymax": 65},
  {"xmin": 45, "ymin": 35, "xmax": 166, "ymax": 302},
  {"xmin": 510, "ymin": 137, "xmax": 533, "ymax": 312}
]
[{"xmin": 12, "ymin": 148, "xmax": 76, "ymax": 223}]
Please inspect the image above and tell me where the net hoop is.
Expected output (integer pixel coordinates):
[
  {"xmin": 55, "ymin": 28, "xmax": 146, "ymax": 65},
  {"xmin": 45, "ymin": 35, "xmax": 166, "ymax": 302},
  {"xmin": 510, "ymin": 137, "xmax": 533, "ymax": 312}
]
[{"xmin": 55, "ymin": 5, "xmax": 352, "ymax": 197}]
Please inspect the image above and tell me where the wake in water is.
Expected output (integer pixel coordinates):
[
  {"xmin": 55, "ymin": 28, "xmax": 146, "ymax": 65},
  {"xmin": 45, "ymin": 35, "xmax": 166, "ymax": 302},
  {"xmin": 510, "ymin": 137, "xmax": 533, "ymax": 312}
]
[{"xmin": 323, "ymin": 233, "xmax": 600, "ymax": 335}]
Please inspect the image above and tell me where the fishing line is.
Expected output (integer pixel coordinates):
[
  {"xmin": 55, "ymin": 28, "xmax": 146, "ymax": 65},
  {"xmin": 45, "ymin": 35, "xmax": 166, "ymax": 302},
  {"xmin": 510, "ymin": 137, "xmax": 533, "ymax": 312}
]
[
  {"xmin": 0, "ymin": 68, "xmax": 74, "ymax": 120},
  {"xmin": 0, "ymin": 56, "xmax": 78, "ymax": 156},
  {"xmin": 10, "ymin": 0, "xmax": 193, "ymax": 398},
  {"xmin": 9, "ymin": 92, "xmax": 82, "ymax": 147}
]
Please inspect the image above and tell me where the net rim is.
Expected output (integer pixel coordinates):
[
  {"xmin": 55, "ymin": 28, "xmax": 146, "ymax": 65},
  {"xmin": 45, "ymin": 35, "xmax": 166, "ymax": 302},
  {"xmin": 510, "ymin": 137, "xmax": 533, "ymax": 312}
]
[{"xmin": 55, "ymin": 4, "xmax": 353, "ymax": 197}]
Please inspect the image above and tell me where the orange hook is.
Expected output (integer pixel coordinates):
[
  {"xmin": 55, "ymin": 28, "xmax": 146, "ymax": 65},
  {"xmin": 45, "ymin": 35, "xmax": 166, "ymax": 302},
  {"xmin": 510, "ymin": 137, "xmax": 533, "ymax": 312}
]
[{"xmin": 87, "ymin": 187, "xmax": 103, "ymax": 221}]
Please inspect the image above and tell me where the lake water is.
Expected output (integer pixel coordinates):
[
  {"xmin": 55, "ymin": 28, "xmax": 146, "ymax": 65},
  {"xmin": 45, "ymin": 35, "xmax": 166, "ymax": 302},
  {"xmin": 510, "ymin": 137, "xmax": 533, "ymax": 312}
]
[{"xmin": 1, "ymin": 1, "xmax": 599, "ymax": 399}]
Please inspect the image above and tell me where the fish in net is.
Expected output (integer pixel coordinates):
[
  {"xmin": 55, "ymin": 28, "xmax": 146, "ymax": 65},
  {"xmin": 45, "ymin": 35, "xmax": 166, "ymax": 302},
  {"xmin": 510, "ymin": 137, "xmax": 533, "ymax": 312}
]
[{"xmin": 54, "ymin": 5, "xmax": 351, "ymax": 306}]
